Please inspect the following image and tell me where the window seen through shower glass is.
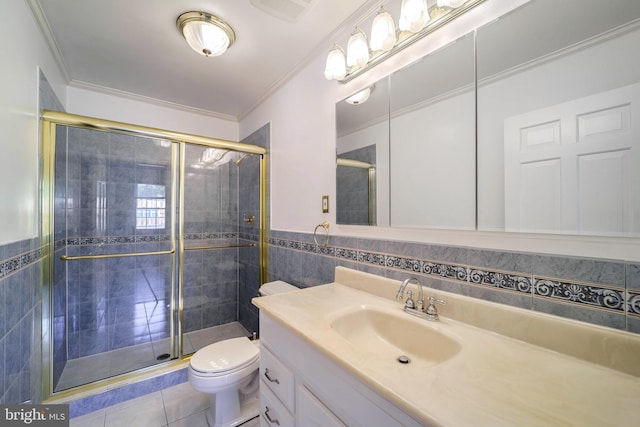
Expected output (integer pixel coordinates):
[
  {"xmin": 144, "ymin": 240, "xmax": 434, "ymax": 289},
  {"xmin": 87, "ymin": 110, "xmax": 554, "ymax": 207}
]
[{"xmin": 136, "ymin": 183, "xmax": 166, "ymax": 229}]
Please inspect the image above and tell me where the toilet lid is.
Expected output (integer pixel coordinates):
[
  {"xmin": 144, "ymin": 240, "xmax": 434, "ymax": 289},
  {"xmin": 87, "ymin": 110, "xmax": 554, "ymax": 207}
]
[{"xmin": 190, "ymin": 337, "xmax": 259, "ymax": 374}]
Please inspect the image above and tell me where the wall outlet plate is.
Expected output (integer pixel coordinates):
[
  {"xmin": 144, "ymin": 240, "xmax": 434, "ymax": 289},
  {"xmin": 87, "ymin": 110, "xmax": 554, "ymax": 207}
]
[{"xmin": 322, "ymin": 195, "xmax": 329, "ymax": 213}]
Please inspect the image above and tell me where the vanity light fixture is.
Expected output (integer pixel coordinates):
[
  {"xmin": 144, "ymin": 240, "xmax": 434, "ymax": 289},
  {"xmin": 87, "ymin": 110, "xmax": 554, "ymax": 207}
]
[
  {"xmin": 399, "ymin": 0, "xmax": 430, "ymax": 33},
  {"xmin": 324, "ymin": 0, "xmax": 484, "ymax": 83},
  {"xmin": 177, "ymin": 11, "xmax": 236, "ymax": 57},
  {"xmin": 324, "ymin": 44, "xmax": 347, "ymax": 80},
  {"xmin": 370, "ymin": 7, "xmax": 397, "ymax": 52},
  {"xmin": 437, "ymin": 0, "xmax": 467, "ymax": 9},
  {"xmin": 344, "ymin": 85, "xmax": 375, "ymax": 105},
  {"xmin": 347, "ymin": 27, "xmax": 370, "ymax": 68}
]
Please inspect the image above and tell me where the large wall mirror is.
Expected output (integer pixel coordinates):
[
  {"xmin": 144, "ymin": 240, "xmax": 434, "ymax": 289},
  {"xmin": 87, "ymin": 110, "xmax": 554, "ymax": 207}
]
[
  {"xmin": 336, "ymin": 76, "xmax": 390, "ymax": 226},
  {"xmin": 336, "ymin": 0, "xmax": 640, "ymax": 237}
]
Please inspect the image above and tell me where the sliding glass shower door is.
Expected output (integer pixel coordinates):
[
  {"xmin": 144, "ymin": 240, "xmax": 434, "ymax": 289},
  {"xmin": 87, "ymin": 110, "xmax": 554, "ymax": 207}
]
[
  {"xmin": 181, "ymin": 145, "xmax": 251, "ymax": 354},
  {"xmin": 41, "ymin": 111, "xmax": 266, "ymax": 397},
  {"xmin": 51, "ymin": 126, "xmax": 178, "ymax": 392}
]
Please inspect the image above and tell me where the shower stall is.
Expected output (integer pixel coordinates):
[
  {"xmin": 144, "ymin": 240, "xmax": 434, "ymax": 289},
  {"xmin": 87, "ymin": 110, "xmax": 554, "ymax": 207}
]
[{"xmin": 40, "ymin": 111, "xmax": 266, "ymax": 399}]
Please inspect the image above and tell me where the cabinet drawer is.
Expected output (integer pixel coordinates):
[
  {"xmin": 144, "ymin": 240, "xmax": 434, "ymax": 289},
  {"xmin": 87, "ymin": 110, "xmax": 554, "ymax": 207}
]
[
  {"xmin": 260, "ymin": 345, "xmax": 295, "ymax": 411},
  {"xmin": 260, "ymin": 380, "xmax": 294, "ymax": 427}
]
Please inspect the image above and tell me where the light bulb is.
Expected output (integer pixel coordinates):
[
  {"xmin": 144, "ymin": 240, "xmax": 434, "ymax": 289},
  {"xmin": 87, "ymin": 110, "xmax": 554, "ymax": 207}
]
[
  {"xmin": 346, "ymin": 28, "xmax": 370, "ymax": 68},
  {"xmin": 399, "ymin": 0, "xmax": 430, "ymax": 33},
  {"xmin": 324, "ymin": 45, "xmax": 347, "ymax": 80},
  {"xmin": 370, "ymin": 8, "xmax": 397, "ymax": 52},
  {"xmin": 437, "ymin": 0, "xmax": 466, "ymax": 9}
]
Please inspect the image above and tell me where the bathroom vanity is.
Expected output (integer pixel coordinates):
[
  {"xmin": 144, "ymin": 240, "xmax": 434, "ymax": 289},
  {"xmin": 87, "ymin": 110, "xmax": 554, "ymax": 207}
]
[
  {"xmin": 253, "ymin": 267, "xmax": 640, "ymax": 426},
  {"xmin": 257, "ymin": 310, "xmax": 423, "ymax": 427}
]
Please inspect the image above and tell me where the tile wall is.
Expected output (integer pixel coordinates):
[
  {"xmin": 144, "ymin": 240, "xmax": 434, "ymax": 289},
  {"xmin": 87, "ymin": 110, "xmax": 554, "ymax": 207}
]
[
  {"xmin": 0, "ymin": 239, "xmax": 42, "ymax": 403},
  {"xmin": 0, "ymin": 70, "xmax": 65, "ymax": 404},
  {"xmin": 267, "ymin": 230, "xmax": 640, "ymax": 335},
  {"xmin": 55, "ymin": 129, "xmax": 252, "ymax": 361},
  {"xmin": 237, "ymin": 123, "xmax": 270, "ymax": 336},
  {"xmin": 336, "ymin": 145, "xmax": 376, "ymax": 225}
]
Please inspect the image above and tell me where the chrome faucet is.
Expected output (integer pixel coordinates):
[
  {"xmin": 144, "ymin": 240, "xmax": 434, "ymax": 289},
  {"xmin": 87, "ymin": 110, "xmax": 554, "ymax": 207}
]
[
  {"xmin": 396, "ymin": 277, "xmax": 423, "ymax": 310},
  {"xmin": 396, "ymin": 277, "xmax": 445, "ymax": 321}
]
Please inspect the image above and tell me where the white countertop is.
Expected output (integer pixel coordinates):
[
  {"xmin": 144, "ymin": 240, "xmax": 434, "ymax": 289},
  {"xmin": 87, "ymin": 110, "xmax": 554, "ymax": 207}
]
[{"xmin": 254, "ymin": 279, "xmax": 640, "ymax": 426}]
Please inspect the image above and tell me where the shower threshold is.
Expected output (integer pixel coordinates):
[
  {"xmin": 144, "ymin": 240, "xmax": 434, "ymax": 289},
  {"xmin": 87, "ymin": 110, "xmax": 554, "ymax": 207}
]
[{"xmin": 55, "ymin": 322, "xmax": 250, "ymax": 392}]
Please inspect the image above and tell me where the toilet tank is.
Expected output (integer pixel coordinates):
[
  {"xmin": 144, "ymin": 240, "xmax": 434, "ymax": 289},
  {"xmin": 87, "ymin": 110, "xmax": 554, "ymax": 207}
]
[{"xmin": 259, "ymin": 280, "xmax": 298, "ymax": 296}]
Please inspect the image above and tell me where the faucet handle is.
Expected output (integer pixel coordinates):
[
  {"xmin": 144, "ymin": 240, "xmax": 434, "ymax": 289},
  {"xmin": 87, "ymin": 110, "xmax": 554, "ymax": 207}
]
[
  {"xmin": 428, "ymin": 296, "xmax": 446, "ymax": 305},
  {"xmin": 403, "ymin": 290, "xmax": 415, "ymax": 310},
  {"xmin": 425, "ymin": 296, "xmax": 445, "ymax": 321}
]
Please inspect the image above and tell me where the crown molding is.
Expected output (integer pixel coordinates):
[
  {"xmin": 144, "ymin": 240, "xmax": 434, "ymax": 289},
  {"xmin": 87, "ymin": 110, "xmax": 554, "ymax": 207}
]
[
  {"xmin": 68, "ymin": 80, "xmax": 239, "ymax": 122},
  {"xmin": 238, "ymin": 0, "xmax": 382, "ymax": 120},
  {"xmin": 26, "ymin": 0, "xmax": 71, "ymax": 82}
]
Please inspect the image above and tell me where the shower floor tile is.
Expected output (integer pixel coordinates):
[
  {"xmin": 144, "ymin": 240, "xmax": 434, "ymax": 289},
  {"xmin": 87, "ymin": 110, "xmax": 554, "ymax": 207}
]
[{"xmin": 57, "ymin": 322, "xmax": 250, "ymax": 392}]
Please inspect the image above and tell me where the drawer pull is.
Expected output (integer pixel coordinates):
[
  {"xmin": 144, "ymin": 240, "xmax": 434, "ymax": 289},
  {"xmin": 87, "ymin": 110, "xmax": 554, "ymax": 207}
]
[
  {"xmin": 264, "ymin": 368, "xmax": 280, "ymax": 384},
  {"xmin": 264, "ymin": 406, "xmax": 281, "ymax": 425}
]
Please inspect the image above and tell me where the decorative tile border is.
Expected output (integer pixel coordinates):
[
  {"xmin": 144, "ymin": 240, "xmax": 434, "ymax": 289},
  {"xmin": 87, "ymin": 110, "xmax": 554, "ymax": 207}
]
[
  {"xmin": 61, "ymin": 232, "xmax": 240, "ymax": 248},
  {"xmin": 533, "ymin": 277, "xmax": 626, "ymax": 313},
  {"xmin": 0, "ymin": 247, "xmax": 42, "ymax": 279},
  {"xmin": 627, "ymin": 291, "xmax": 640, "ymax": 317},
  {"xmin": 469, "ymin": 269, "xmax": 533, "ymax": 294},
  {"xmin": 268, "ymin": 236, "xmax": 630, "ymax": 316}
]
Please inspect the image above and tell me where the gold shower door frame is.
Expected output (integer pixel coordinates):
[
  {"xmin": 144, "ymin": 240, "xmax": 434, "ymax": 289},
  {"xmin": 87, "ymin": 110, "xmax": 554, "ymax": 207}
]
[{"xmin": 40, "ymin": 110, "xmax": 268, "ymax": 401}]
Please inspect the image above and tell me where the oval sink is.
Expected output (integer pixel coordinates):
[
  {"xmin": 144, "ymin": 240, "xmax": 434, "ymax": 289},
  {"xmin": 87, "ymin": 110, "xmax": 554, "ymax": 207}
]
[{"xmin": 330, "ymin": 306, "xmax": 461, "ymax": 364}]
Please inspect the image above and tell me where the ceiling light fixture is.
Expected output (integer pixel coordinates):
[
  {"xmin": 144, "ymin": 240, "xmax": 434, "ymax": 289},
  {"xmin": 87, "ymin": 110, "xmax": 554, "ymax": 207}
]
[
  {"xmin": 344, "ymin": 85, "xmax": 375, "ymax": 105},
  {"xmin": 324, "ymin": 0, "xmax": 485, "ymax": 83},
  {"xmin": 177, "ymin": 11, "xmax": 235, "ymax": 57}
]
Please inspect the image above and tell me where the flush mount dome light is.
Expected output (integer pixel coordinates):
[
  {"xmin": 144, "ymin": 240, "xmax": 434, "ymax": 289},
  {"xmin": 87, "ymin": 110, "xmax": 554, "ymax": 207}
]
[
  {"xmin": 177, "ymin": 11, "xmax": 235, "ymax": 57},
  {"xmin": 345, "ymin": 85, "xmax": 375, "ymax": 105}
]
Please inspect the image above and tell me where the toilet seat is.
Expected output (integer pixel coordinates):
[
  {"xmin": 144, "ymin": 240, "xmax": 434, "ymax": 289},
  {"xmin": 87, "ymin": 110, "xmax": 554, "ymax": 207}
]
[{"xmin": 190, "ymin": 337, "xmax": 259, "ymax": 376}]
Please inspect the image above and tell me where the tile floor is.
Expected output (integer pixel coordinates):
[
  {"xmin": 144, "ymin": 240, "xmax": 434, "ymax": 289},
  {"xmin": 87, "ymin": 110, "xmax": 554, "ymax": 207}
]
[
  {"xmin": 57, "ymin": 322, "xmax": 250, "ymax": 391},
  {"xmin": 69, "ymin": 381, "xmax": 260, "ymax": 427}
]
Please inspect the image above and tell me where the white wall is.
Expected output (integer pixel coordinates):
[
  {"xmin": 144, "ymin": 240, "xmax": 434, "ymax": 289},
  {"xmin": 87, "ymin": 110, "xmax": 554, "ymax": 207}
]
[
  {"xmin": 0, "ymin": 1, "xmax": 66, "ymax": 245},
  {"xmin": 240, "ymin": 0, "xmax": 640, "ymax": 262},
  {"xmin": 66, "ymin": 86, "xmax": 239, "ymax": 142},
  {"xmin": 391, "ymin": 90, "xmax": 475, "ymax": 229}
]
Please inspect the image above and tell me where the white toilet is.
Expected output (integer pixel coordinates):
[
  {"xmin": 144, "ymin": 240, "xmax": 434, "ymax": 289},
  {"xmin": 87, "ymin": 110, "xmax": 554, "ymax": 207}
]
[{"xmin": 188, "ymin": 280, "xmax": 297, "ymax": 427}]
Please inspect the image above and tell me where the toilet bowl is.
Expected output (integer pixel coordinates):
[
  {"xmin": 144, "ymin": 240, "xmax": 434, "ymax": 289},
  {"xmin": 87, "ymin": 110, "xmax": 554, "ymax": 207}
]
[{"xmin": 188, "ymin": 280, "xmax": 297, "ymax": 427}]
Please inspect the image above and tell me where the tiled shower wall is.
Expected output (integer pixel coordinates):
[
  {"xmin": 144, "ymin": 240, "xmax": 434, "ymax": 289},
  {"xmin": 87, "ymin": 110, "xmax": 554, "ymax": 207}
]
[
  {"xmin": 268, "ymin": 230, "xmax": 640, "ymax": 335},
  {"xmin": 237, "ymin": 123, "xmax": 270, "ymax": 336},
  {"xmin": 336, "ymin": 145, "xmax": 376, "ymax": 225}
]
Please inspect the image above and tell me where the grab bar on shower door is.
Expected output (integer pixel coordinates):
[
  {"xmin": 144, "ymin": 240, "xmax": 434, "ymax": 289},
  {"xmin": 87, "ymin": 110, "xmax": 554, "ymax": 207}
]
[
  {"xmin": 60, "ymin": 249, "xmax": 175, "ymax": 261},
  {"xmin": 183, "ymin": 243, "xmax": 256, "ymax": 251},
  {"xmin": 59, "ymin": 243, "xmax": 255, "ymax": 261}
]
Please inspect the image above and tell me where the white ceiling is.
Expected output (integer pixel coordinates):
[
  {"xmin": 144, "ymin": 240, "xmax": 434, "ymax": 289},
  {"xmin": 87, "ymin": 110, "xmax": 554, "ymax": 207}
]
[{"xmin": 31, "ymin": 0, "xmax": 376, "ymax": 120}]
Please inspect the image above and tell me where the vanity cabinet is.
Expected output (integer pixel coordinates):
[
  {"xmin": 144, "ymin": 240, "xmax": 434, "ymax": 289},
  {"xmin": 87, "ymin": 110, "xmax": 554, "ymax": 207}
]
[{"xmin": 258, "ymin": 312, "xmax": 423, "ymax": 427}]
